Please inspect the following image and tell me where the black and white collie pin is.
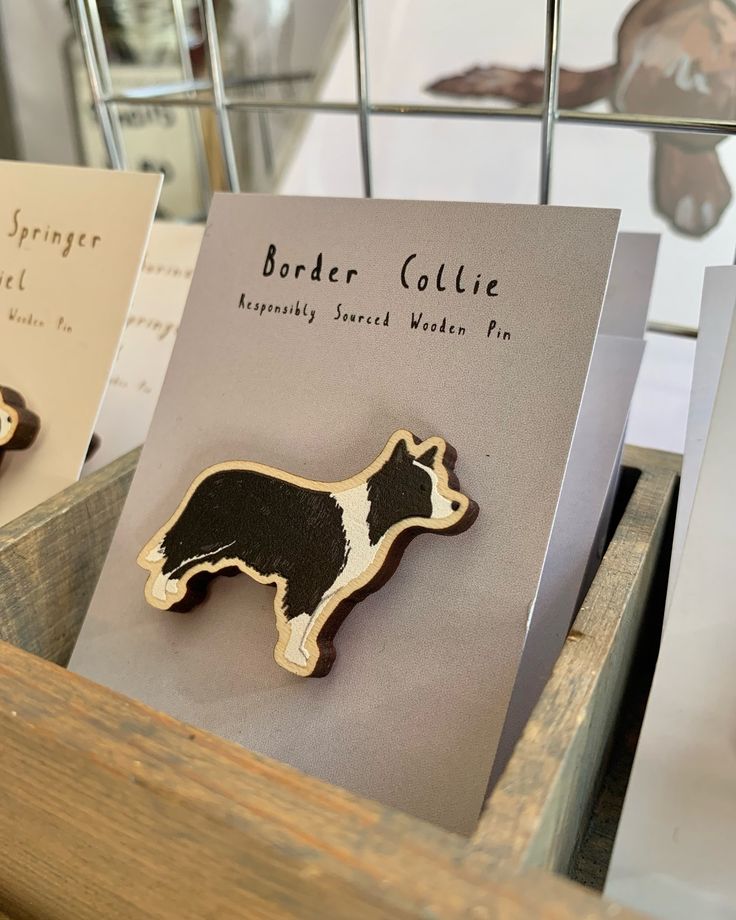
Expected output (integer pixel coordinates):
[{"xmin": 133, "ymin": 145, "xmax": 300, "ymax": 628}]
[
  {"xmin": 0, "ymin": 386, "xmax": 40, "ymax": 463},
  {"xmin": 138, "ymin": 430, "xmax": 478, "ymax": 677}
]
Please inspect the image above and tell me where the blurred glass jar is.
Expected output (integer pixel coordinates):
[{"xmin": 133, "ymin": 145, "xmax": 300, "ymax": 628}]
[
  {"xmin": 64, "ymin": 0, "xmax": 241, "ymax": 219},
  {"xmin": 91, "ymin": 0, "xmax": 201, "ymax": 65}
]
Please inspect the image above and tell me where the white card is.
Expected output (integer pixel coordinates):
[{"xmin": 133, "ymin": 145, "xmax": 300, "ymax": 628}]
[
  {"xmin": 85, "ymin": 221, "xmax": 204, "ymax": 474},
  {"xmin": 599, "ymin": 232, "xmax": 659, "ymax": 339},
  {"xmin": 625, "ymin": 331, "xmax": 696, "ymax": 454},
  {"xmin": 0, "ymin": 161, "xmax": 161, "ymax": 524},
  {"xmin": 666, "ymin": 267, "xmax": 736, "ymax": 615},
  {"xmin": 606, "ymin": 302, "xmax": 736, "ymax": 919}
]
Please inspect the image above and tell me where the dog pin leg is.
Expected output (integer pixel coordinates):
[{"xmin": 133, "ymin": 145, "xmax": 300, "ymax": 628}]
[
  {"xmin": 152, "ymin": 572, "xmax": 179, "ymax": 603},
  {"xmin": 284, "ymin": 613, "xmax": 311, "ymax": 667}
]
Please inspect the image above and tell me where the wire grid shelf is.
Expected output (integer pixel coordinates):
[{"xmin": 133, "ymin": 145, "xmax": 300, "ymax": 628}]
[{"xmin": 73, "ymin": 0, "xmax": 736, "ymax": 336}]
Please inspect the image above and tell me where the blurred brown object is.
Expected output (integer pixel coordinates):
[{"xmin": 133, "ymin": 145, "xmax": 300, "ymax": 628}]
[{"xmin": 428, "ymin": 0, "xmax": 736, "ymax": 238}]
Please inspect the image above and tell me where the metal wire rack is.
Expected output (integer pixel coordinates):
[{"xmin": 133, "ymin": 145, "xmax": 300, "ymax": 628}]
[{"xmin": 73, "ymin": 0, "xmax": 736, "ymax": 336}]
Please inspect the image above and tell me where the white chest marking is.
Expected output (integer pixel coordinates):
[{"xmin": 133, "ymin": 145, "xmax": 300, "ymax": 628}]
[
  {"xmin": 332, "ymin": 482, "xmax": 381, "ymax": 596},
  {"xmin": 284, "ymin": 470, "xmax": 454, "ymax": 668},
  {"xmin": 282, "ymin": 483, "xmax": 380, "ymax": 667}
]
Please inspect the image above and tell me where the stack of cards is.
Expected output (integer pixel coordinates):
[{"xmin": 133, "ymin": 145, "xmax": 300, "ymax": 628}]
[
  {"xmin": 491, "ymin": 231, "xmax": 657, "ymax": 781},
  {"xmin": 0, "ymin": 160, "xmax": 161, "ymax": 525},
  {"xmin": 1, "ymin": 163, "xmax": 667, "ymax": 841},
  {"xmin": 85, "ymin": 221, "xmax": 204, "ymax": 474}
]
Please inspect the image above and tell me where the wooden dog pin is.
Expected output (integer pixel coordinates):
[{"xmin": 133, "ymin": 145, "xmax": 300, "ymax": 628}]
[
  {"xmin": 0, "ymin": 386, "xmax": 40, "ymax": 462},
  {"xmin": 138, "ymin": 430, "xmax": 478, "ymax": 677}
]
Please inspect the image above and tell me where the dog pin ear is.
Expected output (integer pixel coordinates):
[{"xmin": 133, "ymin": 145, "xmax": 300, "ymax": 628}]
[
  {"xmin": 0, "ymin": 386, "xmax": 41, "ymax": 461},
  {"xmin": 138, "ymin": 430, "xmax": 477, "ymax": 678},
  {"xmin": 415, "ymin": 445, "xmax": 438, "ymax": 467},
  {"xmin": 389, "ymin": 434, "xmax": 412, "ymax": 462}
]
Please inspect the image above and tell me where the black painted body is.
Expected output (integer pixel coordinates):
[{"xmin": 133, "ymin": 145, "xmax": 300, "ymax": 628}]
[
  {"xmin": 158, "ymin": 440, "xmax": 451, "ymax": 622},
  {"xmin": 161, "ymin": 470, "xmax": 349, "ymax": 621}
]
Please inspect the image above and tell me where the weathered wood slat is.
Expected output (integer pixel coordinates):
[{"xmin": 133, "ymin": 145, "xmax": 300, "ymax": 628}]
[
  {"xmin": 0, "ymin": 446, "xmax": 677, "ymax": 915},
  {"xmin": 623, "ymin": 444, "xmax": 681, "ymax": 475},
  {"xmin": 0, "ymin": 640, "xmax": 647, "ymax": 919},
  {"xmin": 472, "ymin": 445, "xmax": 678, "ymax": 873},
  {"xmin": 0, "ymin": 449, "xmax": 138, "ymax": 665}
]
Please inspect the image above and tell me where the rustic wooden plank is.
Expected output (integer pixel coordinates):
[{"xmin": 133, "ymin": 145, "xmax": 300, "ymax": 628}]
[
  {"xmin": 0, "ymin": 641, "xmax": 647, "ymax": 920},
  {"xmin": 0, "ymin": 444, "xmax": 677, "ymax": 913},
  {"xmin": 622, "ymin": 443, "xmax": 681, "ymax": 475},
  {"xmin": 0, "ymin": 449, "xmax": 139, "ymax": 665},
  {"xmin": 471, "ymin": 456, "xmax": 677, "ymax": 874}
]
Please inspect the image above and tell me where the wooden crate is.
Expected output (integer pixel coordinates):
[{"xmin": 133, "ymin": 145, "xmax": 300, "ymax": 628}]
[{"xmin": 0, "ymin": 445, "xmax": 678, "ymax": 918}]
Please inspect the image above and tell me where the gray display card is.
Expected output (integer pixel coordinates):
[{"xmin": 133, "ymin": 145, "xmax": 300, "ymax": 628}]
[
  {"xmin": 489, "ymin": 232, "xmax": 657, "ymax": 782},
  {"xmin": 492, "ymin": 334, "xmax": 645, "ymax": 782},
  {"xmin": 606, "ymin": 284, "xmax": 736, "ymax": 920},
  {"xmin": 71, "ymin": 194, "xmax": 619, "ymax": 834}
]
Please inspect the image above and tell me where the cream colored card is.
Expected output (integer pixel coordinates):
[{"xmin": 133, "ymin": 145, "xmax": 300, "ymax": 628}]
[
  {"xmin": 85, "ymin": 221, "xmax": 204, "ymax": 474},
  {"xmin": 0, "ymin": 161, "xmax": 160, "ymax": 525}
]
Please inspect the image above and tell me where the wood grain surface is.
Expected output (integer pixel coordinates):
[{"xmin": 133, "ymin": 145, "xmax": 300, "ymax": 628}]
[
  {"xmin": 472, "ymin": 445, "xmax": 678, "ymax": 873},
  {"xmin": 0, "ymin": 639, "xmax": 648, "ymax": 920},
  {"xmin": 0, "ymin": 446, "xmax": 677, "ymax": 917},
  {"xmin": 0, "ymin": 448, "xmax": 138, "ymax": 665}
]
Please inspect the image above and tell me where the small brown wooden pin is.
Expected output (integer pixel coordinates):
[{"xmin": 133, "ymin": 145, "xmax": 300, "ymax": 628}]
[
  {"xmin": 139, "ymin": 430, "xmax": 478, "ymax": 677},
  {"xmin": 86, "ymin": 433, "xmax": 102, "ymax": 462},
  {"xmin": 0, "ymin": 386, "xmax": 40, "ymax": 462}
]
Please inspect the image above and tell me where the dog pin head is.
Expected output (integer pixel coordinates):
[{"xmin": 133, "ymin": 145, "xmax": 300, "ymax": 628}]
[
  {"xmin": 0, "ymin": 386, "xmax": 40, "ymax": 459},
  {"xmin": 138, "ymin": 429, "xmax": 477, "ymax": 678}
]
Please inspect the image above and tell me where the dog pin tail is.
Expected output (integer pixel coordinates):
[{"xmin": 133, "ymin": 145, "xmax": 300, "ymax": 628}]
[{"xmin": 138, "ymin": 430, "xmax": 478, "ymax": 677}]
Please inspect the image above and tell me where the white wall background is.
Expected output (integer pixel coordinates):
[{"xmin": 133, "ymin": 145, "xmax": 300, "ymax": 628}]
[
  {"xmin": 280, "ymin": 0, "xmax": 736, "ymax": 329},
  {"xmin": 2, "ymin": 0, "xmax": 733, "ymax": 328}
]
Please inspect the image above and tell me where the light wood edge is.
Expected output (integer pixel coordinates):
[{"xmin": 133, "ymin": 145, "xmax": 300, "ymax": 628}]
[
  {"xmin": 0, "ymin": 387, "xmax": 39, "ymax": 451},
  {"xmin": 0, "ymin": 640, "xmax": 647, "ymax": 920},
  {"xmin": 138, "ymin": 430, "xmax": 473, "ymax": 677},
  {"xmin": 0, "ymin": 448, "xmax": 140, "ymax": 665},
  {"xmin": 0, "ymin": 395, "xmax": 19, "ymax": 449},
  {"xmin": 470, "ymin": 459, "xmax": 677, "ymax": 873},
  {"xmin": 622, "ymin": 442, "xmax": 681, "ymax": 475}
]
